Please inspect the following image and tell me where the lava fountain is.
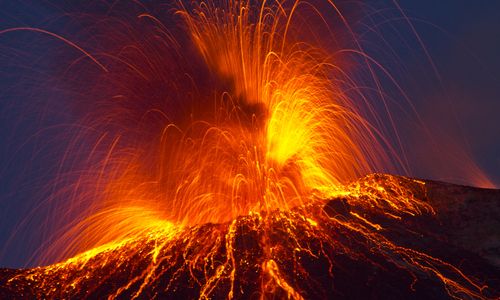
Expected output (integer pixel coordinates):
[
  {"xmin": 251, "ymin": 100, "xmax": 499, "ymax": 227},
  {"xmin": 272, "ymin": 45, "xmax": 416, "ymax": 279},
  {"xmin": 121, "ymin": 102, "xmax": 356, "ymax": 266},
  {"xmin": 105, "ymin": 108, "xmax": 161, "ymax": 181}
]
[
  {"xmin": 0, "ymin": 1, "xmax": 497, "ymax": 299},
  {"xmin": 42, "ymin": 0, "xmax": 400, "ymax": 258}
]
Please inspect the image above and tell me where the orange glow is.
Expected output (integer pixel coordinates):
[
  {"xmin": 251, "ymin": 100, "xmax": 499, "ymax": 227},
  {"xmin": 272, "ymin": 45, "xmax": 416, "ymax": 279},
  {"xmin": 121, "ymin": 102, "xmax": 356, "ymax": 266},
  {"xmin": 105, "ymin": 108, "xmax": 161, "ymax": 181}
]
[
  {"xmin": 40, "ymin": 0, "xmax": 402, "ymax": 257},
  {"xmin": 84, "ymin": 0, "xmax": 396, "ymax": 231}
]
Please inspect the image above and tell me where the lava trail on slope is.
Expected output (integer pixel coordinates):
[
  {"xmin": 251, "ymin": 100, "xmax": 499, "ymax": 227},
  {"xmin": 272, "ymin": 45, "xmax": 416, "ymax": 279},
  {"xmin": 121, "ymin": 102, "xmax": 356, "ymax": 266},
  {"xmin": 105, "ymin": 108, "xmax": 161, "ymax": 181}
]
[{"xmin": 1, "ymin": 174, "xmax": 498, "ymax": 299}]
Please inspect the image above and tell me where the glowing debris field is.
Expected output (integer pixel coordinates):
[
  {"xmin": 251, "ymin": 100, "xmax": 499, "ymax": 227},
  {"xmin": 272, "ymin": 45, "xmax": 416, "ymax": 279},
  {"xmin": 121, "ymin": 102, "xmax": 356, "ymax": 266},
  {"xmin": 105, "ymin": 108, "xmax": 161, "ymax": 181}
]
[{"xmin": 1, "ymin": 175, "xmax": 498, "ymax": 299}]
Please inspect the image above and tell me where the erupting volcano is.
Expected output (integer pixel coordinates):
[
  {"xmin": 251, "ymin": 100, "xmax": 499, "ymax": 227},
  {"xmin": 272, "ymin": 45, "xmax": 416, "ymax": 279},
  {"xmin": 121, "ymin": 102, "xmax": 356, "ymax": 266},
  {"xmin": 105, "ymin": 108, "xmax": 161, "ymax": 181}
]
[{"xmin": 0, "ymin": 1, "xmax": 499, "ymax": 299}]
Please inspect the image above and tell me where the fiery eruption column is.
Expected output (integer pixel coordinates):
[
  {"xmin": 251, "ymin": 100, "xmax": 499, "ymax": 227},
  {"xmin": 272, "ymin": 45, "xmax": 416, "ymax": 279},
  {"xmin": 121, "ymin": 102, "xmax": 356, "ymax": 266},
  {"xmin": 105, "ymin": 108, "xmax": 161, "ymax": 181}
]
[{"xmin": 50, "ymin": 0, "xmax": 399, "ymax": 252}]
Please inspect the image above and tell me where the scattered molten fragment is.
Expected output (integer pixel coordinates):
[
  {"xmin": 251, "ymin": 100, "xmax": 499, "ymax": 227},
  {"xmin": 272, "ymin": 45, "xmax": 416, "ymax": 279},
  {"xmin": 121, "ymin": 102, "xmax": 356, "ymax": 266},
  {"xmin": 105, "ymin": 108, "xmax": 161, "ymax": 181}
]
[{"xmin": 34, "ymin": 0, "xmax": 404, "ymax": 266}]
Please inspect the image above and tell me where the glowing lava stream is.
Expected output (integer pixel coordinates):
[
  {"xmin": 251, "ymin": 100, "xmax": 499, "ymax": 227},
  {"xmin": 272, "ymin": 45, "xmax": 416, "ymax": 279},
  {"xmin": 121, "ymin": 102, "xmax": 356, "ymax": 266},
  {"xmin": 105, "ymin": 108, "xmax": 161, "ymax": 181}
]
[
  {"xmin": 2, "ymin": 1, "xmax": 495, "ymax": 299},
  {"xmin": 6, "ymin": 175, "xmax": 491, "ymax": 299}
]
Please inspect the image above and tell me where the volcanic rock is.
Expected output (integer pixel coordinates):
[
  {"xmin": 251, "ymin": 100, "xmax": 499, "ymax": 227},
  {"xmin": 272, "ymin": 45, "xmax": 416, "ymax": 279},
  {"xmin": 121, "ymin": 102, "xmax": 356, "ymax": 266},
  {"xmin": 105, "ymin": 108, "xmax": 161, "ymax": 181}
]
[{"xmin": 0, "ymin": 174, "xmax": 498, "ymax": 299}]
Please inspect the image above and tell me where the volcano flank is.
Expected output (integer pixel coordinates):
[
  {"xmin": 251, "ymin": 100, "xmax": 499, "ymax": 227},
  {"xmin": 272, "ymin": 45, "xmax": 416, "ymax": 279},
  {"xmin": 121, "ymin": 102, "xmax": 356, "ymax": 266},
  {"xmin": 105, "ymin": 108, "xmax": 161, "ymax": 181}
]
[{"xmin": 1, "ymin": 174, "xmax": 498, "ymax": 299}]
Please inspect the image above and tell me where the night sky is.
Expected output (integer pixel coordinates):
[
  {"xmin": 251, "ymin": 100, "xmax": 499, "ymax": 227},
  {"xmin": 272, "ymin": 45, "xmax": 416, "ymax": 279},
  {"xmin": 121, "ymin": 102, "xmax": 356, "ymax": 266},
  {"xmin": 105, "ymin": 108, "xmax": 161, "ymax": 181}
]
[{"xmin": 1, "ymin": 1, "xmax": 499, "ymax": 268}]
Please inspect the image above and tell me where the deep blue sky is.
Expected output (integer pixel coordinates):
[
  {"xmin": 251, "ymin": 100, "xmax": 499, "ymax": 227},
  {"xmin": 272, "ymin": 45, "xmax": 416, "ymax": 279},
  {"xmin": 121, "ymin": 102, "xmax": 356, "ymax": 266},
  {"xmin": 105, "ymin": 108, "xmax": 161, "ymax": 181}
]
[
  {"xmin": 393, "ymin": 0, "xmax": 500, "ymax": 186},
  {"xmin": 1, "ymin": 1, "xmax": 499, "ymax": 268}
]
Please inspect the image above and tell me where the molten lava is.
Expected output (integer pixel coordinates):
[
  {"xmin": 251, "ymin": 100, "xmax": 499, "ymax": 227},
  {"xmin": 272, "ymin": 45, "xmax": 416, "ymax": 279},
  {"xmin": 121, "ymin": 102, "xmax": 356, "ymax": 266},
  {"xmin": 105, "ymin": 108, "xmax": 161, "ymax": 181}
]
[
  {"xmin": 0, "ymin": 1, "xmax": 497, "ymax": 299},
  {"xmin": 2, "ymin": 175, "xmax": 498, "ymax": 299}
]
